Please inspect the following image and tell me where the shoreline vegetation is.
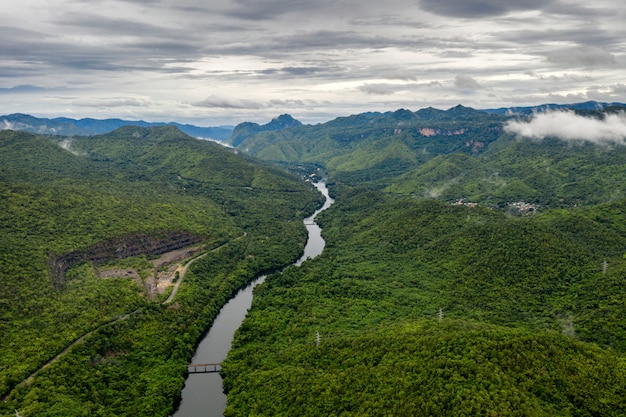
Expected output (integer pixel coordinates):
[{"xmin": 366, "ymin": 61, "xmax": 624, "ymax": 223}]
[
  {"xmin": 3, "ymin": 231, "xmax": 254, "ymax": 402},
  {"xmin": 0, "ymin": 127, "xmax": 322, "ymax": 416}
]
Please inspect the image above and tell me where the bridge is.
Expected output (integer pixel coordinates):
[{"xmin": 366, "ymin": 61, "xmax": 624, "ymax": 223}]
[{"xmin": 187, "ymin": 363, "xmax": 222, "ymax": 374}]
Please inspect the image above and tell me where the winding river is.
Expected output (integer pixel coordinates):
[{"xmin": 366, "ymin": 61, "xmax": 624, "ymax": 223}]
[{"xmin": 173, "ymin": 180, "xmax": 334, "ymax": 417}]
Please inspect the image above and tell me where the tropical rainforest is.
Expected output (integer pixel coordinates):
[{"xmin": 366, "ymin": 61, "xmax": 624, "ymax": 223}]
[
  {"xmin": 0, "ymin": 126, "xmax": 321, "ymax": 416},
  {"xmin": 2, "ymin": 102, "xmax": 626, "ymax": 416},
  {"xmin": 222, "ymin": 104, "xmax": 626, "ymax": 416}
]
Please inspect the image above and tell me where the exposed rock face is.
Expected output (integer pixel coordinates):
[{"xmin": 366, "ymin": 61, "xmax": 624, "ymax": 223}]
[{"xmin": 47, "ymin": 231, "xmax": 207, "ymax": 289}]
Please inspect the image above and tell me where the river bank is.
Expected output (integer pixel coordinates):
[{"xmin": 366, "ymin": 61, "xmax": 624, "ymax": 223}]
[{"xmin": 173, "ymin": 180, "xmax": 334, "ymax": 417}]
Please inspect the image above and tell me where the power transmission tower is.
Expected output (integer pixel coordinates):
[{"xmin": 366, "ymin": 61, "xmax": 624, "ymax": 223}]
[
  {"xmin": 438, "ymin": 308, "xmax": 444, "ymax": 322},
  {"xmin": 315, "ymin": 331, "xmax": 321, "ymax": 347}
]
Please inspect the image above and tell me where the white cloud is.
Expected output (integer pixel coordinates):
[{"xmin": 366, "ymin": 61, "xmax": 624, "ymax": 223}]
[{"xmin": 505, "ymin": 110, "xmax": 626, "ymax": 144}]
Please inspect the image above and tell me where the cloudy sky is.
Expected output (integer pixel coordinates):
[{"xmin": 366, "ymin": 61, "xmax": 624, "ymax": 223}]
[{"xmin": 1, "ymin": 0, "xmax": 625, "ymax": 125}]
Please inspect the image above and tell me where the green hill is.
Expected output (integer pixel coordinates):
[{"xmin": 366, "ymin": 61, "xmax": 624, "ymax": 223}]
[
  {"xmin": 229, "ymin": 105, "xmax": 626, "ymax": 209},
  {"xmin": 386, "ymin": 137, "xmax": 626, "ymax": 208},
  {"xmin": 223, "ymin": 194, "xmax": 626, "ymax": 416},
  {"xmin": 0, "ymin": 127, "xmax": 321, "ymax": 416},
  {"xmin": 226, "ymin": 106, "xmax": 507, "ymax": 189},
  {"xmin": 4, "ymin": 102, "xmax": 626, "ymax": 415},
  {"xmin": 221, "ymin": 105, "xmax": 626, "ymax": 415}
]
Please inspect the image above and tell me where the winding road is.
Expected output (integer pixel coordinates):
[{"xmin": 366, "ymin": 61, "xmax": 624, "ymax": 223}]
[
  {"xmin": 3, "ymin": 232, "xmax": 247, "ymax": 402},
  {"xmin": 163, "ymin": 232, "xmax": 247, "ymax": 304}
]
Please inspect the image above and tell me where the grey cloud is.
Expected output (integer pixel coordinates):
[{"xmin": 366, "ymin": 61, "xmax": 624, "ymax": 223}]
[
  {"xmin": 258, "ymin": 66, "xmax": 342, "ymax": 77},
  {"xmin": 525, "ymin": 71, "xmax": 593, "ymax": 82},
  {"xmin": 544, "ymin": 46, "xmax": 615, "ymax": 68},
  {"xmin": 454, "ymin": 75, "xmax": 481, "ymax": 91},
  {"xmin": 225, "ymin": 0, "xmax": 330, "ymax": 20},
  {"xmin": 2, "ymin": 0, "xmax": 625, "ymax": 124},
  {"xmin": 418, "ymin": 0, "xmax": 547, "ymax": 18},
  {"xmin": 112, "ymin": 0, "xmax": 161, "ymax": 4},
  {"xmin": 0, "ymin": 85, "xmax": 46, "ymax": 94},
  {"xmin": 193, "ymin": 95, "xmax": 315, "ymax": 110},
  {"xmin": 55, "ymin": 12, "xmax": 184, "ymax": 38},
  {"xmin": 497, "ymin": 27, "xmax": 622, "ymax": 50},
  {"xmin": 350, "ymin": 16, "xmax": 434, "ymax": 30},
  {"xmin": 193, "ymin": 95, "xmax": 265, "ymax": 109},
  {"xmin": 612, "ymin": 84, "xmax": 626, "ymax": 94},
  {"xmin": 0, "ymin": 22, "xmax": 200, "ymax": 77},
  {"xmin": 358, "ymin": 84, "xmax": 398, "ymax": 95},
  {"xmin": 71, "ymin": 97, "xmax": 150, "ymax": 108},
  {"xmin": 269, "ymin": 99, "xmax": 308, "ymax": 106}
]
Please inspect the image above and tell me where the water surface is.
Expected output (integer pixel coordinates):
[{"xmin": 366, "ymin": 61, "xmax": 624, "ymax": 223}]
[{"xmin": 173, "ymin": 180, "xmax": 333, "ymax": 416}]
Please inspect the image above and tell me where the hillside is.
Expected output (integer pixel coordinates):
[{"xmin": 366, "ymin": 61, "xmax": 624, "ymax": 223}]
[
  {"xmin": 227, "ymin": 103, "xmax": 626, "ymax": 208},
  {"xmin": 221, "ymin": 103, "xmax": 626, "ymax": 415},
  {"xmin": 0, "ymin": 126, "xmax": 322, "ymax": 416},
  {"xmin": 3, "ymin": 102, "xmax": 626, "ymax": 416},
  {"xmin": 223, "ymin": 193, "xmax": 626, "ymax": 416},
  {"xmin": 226, "ymin": 107, "xmax": 506, "ymax": 187}
]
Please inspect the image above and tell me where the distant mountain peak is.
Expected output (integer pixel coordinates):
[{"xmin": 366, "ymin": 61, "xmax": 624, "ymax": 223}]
[
  {"xmin": 228, "ymin": 114, "xmax": 303, "ymax": 146},
  {"xmin": 267, "ymin": 114, "xmax": 302, "ymax": 129}
]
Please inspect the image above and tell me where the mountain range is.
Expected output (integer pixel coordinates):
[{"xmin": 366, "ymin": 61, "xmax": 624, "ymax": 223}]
[
  {"xmin": 0, "ymin": 113, "xmax": 234, "ymax": 140},
  {"xmin": 3, "ymin": 101, "xmax": 624, "ymax": 143}
]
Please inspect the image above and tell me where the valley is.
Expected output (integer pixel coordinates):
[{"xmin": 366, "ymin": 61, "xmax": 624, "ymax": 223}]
[{"xmin": 1, "ymin": 103, "xmax": 626, "ymax": 416}]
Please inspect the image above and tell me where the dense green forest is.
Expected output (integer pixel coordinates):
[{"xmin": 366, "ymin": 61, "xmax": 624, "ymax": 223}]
[
  {"xmin": 227, "ymin": 105, "xmax": 626, "ymax": 209},
  {"xmin": 222, "ymin": 106, "xmax": 626, "ymax": 415},
  {"xmin": 0, "ymin": 127, "xmax": 321, "ymax": 416},
  {"xmin": 222, "ymin": 192, "xmax": 626, "ymax": 416},
  {"xmin": 3, "ymin": 104, "xmax": 626, "ymax": 416}
]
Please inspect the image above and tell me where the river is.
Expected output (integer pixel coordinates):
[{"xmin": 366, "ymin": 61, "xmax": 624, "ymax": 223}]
[{"xmin": 173, "ymin": 180, "xmax": 334, "ymax": 417}]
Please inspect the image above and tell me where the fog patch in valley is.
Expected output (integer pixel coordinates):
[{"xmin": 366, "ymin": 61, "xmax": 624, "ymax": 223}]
[
  {"xmin": 58, "ymin": 138, "xmax": 86, "ymax": 156},
  {"xmin": 505, "ymin": 110, "xmax": 626, "ymax": 145}
]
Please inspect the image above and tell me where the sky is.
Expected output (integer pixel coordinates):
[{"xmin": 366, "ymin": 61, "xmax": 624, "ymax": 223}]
[{"xmin": 1, "ymin": 0, "xmax": 625, "ymax": 126}]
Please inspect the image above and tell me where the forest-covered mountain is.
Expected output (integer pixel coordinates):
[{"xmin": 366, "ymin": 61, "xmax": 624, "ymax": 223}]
[
  {"xmin": 0, "ymin": 113, "xmax": 233, "ymax": 139},
  {"xmin": 3, "ymin": 101, "xmax": 626, "ymax": 416},
  {"xmin": 220, "ymin": 104, "xmax": 626, "ymax": 415},
  {"xmin": 0, "ymin": 126, "xmax": 321, "ymax": 416},
  {"xmin": 226, "ymin": 103, "xmax": 626, "ymax": 209},
  {"xmin": 229, "ymin": 113, "xmax": 302, "ymax": 147}
]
